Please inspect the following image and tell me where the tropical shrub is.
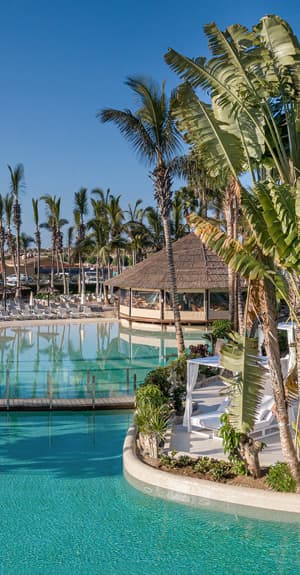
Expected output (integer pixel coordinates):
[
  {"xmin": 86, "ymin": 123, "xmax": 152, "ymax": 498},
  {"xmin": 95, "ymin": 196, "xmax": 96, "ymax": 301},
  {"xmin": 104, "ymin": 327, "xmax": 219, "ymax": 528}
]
[
  {"xmin": 266, "ymin": 463, "xmax": 296, "ymax": 493},
  {"xmin": 135, "ymin": 383, "xmax": 166, "ymax": 408},
  {"xmin": 159, "ymin": 453, "xmax": 243, "ymax": 482},
  {"xmin": 143, "ymin": 366, "xmax": 171, "ymax": 398},
  {"xmin": 219, "ymin": 413, "xmax": 242, "ymax": 462},
  {"xmin": 211, "ymin": 320, "xmax": 233, "ymax": 342},
  {"xmin": 135, "ymin": 381, "xmax": 170, "ymax": 459}
]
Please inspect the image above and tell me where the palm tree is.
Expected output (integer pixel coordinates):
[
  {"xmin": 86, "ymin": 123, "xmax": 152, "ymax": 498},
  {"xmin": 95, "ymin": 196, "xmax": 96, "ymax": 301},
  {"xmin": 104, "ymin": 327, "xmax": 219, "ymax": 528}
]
[
  {"xmin": 67, "ymin": 226, "xmax": 74, "ymax": 293},
  {"xmin": 0, "ymin": 195, "xmax": 7, "ymax": 289},
  {"xmin": 125, "ymin": 199, "xmax": 148, "ymax": 265},
  {"xmin": 88, "ymin": 197, "xmax": 110, "ymax": 298},
  {"xmin": 4, "ymin": 193, "xmax": 15, "ymax": 275},
  {"xmin": 41, "ymin": 195, "xmax": 68, "ymax": 293},
  {"xmin": 106, "ymin": 193, "xmax": 125, "ymax": 274},
  {"xmin": 20, "ymin": 233, "xmax": 34, "ymax": 278},
  {"xmin": 74, "ymin": 187, "xmax": 89, "ymax": 302},
  {"xmin": 8, "ymin": 163, "xmax": 24, "ymax": 297},
  {"xmin": 144, "ymin": 207, "xmax": 164, "ymax": 252},
  {"xmin": 99, "ymin": 77, "xmax": 186, "ymax": 353},
  {"xmin": 32, "ymin": 199, "xmax": 41, "ymax": 291}
]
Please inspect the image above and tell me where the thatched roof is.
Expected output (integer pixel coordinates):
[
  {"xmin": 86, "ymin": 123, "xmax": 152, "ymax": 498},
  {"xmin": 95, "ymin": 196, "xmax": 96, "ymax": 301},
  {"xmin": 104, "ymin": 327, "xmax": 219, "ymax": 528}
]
[{"xmin": 105, "ymin": 233, "xmax": 228, "ymax": 290}]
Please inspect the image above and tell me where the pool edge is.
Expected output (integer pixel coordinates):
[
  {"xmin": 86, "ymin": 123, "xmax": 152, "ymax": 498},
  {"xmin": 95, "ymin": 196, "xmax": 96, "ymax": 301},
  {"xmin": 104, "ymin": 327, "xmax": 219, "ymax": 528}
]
[{"xmin": 123, "ymin": 425, "xmax": 300, "ymax": 522}]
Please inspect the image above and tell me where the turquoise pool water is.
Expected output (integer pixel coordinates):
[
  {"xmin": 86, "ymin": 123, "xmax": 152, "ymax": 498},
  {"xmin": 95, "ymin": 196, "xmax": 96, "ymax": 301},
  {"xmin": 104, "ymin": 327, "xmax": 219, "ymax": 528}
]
[
  {"xmin": 0, "ymin": 411, "xmax": 299, "ymax": 575},
  {"xmin": 0, "ymin": 322, "xmax": 209, "ymax": 399}
]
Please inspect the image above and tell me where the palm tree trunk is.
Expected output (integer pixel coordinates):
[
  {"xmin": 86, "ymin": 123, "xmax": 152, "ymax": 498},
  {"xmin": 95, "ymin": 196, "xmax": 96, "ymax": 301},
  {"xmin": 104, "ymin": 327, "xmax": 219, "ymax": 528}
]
[
  {"xmin": 0, "ymin": 226, "xmax": 6, "ymax": 287},
  {"xmin": 224, "ymin": 179, "xmax": 240, "ymax": 332},
  {"xmin": 261, "ymin": 277, "xmax": 300, "ymax": 489},
  {"xmin": 50, "ymin": 235, "xmax": 55, "ymax": 291},
  {"xmin": 14, "ymin": 201, "xmax": 21, "ymax": 298},
  {"xmin": 96, "ymin": 255, "xmax": 100, "ymax": 298},
  {"xmin": 162, "ymin": 217, "xmax": 185, "ymax": 355},
  {"xmin": 24, "ymin": 248, "xmax": 28, "ymax": 277},
  {"xmin": 35, "ymin": 231, "xmax": 41, "ymax": 292}
]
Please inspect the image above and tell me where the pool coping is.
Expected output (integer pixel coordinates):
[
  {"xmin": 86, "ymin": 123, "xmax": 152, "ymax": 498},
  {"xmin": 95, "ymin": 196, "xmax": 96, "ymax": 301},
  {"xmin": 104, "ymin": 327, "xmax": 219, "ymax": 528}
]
[{"xmin": 123, "ymin": 425, "xmax": 300, "ymax": 522}]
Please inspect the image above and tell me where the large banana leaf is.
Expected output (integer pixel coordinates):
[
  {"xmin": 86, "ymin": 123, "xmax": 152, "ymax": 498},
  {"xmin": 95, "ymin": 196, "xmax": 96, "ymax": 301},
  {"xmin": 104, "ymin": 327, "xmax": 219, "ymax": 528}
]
[
  {"xmin": 189, "ymin": 212, "xmax": 289, "ymax": 302},
  {"xmin": 220, "ymin": 333, "xmax": 265, "ymax": 434},
  {"xmin": 242, "ymin": 182, "xmax": 300, "ymax": 273},
  {"xmin": 174, "ymin": 83, "xmax": 244, "ymax": 178}
]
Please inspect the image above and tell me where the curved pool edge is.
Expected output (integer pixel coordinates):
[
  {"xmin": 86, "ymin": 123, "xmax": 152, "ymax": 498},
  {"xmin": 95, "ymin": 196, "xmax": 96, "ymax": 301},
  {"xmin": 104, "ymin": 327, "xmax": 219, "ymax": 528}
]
[{"xmin": 123, "ymin": 425, "xmax": 300, "ymax": 523}]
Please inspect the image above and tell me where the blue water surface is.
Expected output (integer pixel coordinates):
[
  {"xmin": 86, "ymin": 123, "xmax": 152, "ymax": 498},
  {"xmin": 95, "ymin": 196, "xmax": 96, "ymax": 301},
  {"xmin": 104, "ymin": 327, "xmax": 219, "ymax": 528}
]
[{"xmin": 0, "ymin": 411, "xmax": 299, "ymax": 575}]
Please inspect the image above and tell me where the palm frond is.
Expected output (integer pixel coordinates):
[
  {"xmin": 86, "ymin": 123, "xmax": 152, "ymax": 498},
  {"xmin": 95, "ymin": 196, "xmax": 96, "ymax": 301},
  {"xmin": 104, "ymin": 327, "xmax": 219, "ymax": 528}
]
[
  {"xmin": 221, "ymin": 333, "xmax": 266, "ymax": 434},
  {"xmin": 99, "ymin": 108, "xmax": 156, "ymax": 165}
]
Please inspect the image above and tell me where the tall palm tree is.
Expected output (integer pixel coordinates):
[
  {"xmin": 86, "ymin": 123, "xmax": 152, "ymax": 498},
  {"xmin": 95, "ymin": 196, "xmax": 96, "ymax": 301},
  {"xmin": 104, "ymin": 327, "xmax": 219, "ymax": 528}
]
[
  {"xmin": 106, "ymin": 193, "xmax": 125, "ymax": 274},
  {"xmin": 8, "ymin": 163, "xmax": 24, "ymax": 297},
  {"xmin": 144, "ymin": 207, "xmax": 164, "ymax": 252},
  {"xmin": 99, "ymin": 77, "xmax": 185, "ymax": 353},
  {"xmin": 67, "ymin": 226, "xmax": 74, "ymax": 293},
  {"xmin": 20, "ymin": 233, "xmax": 34, "ymax": 277},
  {"xmin": 88, "ymin": 197, "xmax": 109, "ymax": 298},
  {"xmin": 32, "ymin": 199, "xmax": 41, "ymax": 291},
  {"xmin": 41, "ymin": 195, "xmax": 68, "ymax": 293},
  {"xmin": 4, "ymin": 193, "xmax": 15, "ymax": 275},
  {"xmin": 125, "ymin": 199, "xmax": 155, "ymax": 264},
  {"xmin": 0, "ymin": 195, "xmax": 7, "ymax": 289},
  {"xmin": 74, "ymin": 187, "xmax": 89, "ymax": 301}
]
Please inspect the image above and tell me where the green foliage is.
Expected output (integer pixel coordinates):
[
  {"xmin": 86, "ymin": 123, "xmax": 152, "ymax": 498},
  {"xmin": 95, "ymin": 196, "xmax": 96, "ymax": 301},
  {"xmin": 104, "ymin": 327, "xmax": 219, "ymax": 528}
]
[
  {"xmin": 159, "ymin": 452, "xmax": 245, "ymax": 481},
  {"xmin": 219, "ymin": 413, "xmax": 241, "ymax": 462},
  {"xmin": 143, "ymin": 366, "xmax": 171, "ymax": 398},
  {"xmin": 135, "ymin": 400, "xmax": 170, "ymax": 438},
  {"xmin": 135, "ymin": 384, "xmax": 166, "ymax": 409},
  {"xmin": 211, "ymin": 320, "xmax": 233, "ymax": 342},
  {"xmin": 220, "ymin": 333, "xmax": 265, "ymax": 435},
  {"xmin": 176, "ymin": 455, "xmax": 193, "ymax": 467},
  {"xmin": 266, "ymin": 462, "xmax": 296, "ymax": 493},
  {"xmin": 193, "ymin": 457, "xmax": 212, "ymax": 474}
]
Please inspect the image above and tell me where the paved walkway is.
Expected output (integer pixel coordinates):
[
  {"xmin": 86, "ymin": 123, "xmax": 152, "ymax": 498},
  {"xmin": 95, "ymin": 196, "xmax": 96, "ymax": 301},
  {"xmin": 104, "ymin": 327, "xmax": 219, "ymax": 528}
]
[{"xmin": 171, "ymin": 379, "xmax": 284, "ymax": 466}]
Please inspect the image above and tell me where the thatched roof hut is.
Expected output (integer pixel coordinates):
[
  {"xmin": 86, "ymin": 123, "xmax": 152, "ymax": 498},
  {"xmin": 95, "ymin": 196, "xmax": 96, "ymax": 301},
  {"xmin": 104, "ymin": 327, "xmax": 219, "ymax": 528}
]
[
  {"xmin": 105, "ymin": 233, "xmax": 230, "ymax": 324},
  {"xmin": 106, "ymin": 233, "xmax": 228, "ymax": 290}
]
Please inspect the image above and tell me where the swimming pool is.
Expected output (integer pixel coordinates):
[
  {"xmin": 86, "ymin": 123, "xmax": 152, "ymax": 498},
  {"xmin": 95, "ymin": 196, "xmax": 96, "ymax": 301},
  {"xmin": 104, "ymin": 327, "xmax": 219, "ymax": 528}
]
[
  {"xmin": 0, "ymin": 321, "xmax": 210, "ymax": 399},
  {"xmin": 0, "ymin": 411, "xmax": 299, "ymax": 575}
]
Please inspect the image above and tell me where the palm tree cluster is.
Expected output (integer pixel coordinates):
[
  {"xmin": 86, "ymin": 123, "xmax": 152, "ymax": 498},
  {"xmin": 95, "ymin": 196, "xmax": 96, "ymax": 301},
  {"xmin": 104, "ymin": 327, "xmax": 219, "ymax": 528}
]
[
  {"xmin": 99, "ymin": 15, "xmax": 300, "ymax": 486},
  {"xmin": 0, "ymin": 166, "xmax": 203, "ymax": 302}
]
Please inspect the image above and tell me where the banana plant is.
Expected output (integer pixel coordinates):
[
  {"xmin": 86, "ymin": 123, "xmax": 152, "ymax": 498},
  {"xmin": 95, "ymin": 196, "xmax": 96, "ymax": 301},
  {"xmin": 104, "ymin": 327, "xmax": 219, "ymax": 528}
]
[
  {"xmin": 166, "ymin": 14, "xmax": 300, "ymax": 487},
  {"xmin": 219, "ymin": 332, "xmax": 266, "ymax": 477}
]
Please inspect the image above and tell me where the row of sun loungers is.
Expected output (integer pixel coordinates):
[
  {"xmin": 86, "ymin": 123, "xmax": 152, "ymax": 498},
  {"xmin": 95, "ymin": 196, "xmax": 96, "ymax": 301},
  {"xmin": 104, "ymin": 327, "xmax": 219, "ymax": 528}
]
[{"xmin": 0, "ymin": 301, "xmax": 104, "ymax": 321}]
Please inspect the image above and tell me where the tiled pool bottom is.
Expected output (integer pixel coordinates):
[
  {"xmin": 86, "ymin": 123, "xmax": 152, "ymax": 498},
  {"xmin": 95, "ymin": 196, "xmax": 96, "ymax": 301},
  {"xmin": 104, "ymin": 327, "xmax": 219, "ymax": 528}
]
[{"xmin": 0, "ymin": 412, "xmax": 299, "ymax": 575}]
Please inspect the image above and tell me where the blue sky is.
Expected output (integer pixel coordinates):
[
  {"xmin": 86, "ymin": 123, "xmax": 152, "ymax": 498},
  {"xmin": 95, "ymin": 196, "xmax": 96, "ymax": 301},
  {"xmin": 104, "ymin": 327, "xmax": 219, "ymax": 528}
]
[{"xmin": 0, "ymin": 0, "xmax": 299, "ymax": 242}]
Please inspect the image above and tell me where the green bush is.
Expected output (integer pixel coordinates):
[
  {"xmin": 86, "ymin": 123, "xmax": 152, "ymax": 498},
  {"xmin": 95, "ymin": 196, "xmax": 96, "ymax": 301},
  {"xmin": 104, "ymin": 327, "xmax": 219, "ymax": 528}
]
[
  {"xmin": 193, "ymin": 456, "xmax": 211, "ymax": 474},
  {"xmin": 158, "ymin": 453, "xmax": 243, "ymax": 482},
  {"xmin": 266, "ymin": 462, "xmax": 296, "ymax": 492},
  {"xmin": 135, "ymin": 384, "xmax": 166, "ymax": 408},
  {"xmin": 143, "ymin": 366, "xmax": 171, "ymax": 398},
  {"xmin": 211, "ymin": 320, "xmax": 233, "ymax": 342},
  {"xmin": 219, "ymin": 413, "xmax": 241, "ymax": 462}
]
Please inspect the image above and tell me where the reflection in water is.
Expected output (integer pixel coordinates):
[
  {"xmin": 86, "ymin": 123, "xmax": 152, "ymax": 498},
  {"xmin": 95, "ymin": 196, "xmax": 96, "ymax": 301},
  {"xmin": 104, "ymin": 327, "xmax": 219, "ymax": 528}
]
[{"xmin": 0, "ymin": 322, "xmax": 209, "ymax": 399}]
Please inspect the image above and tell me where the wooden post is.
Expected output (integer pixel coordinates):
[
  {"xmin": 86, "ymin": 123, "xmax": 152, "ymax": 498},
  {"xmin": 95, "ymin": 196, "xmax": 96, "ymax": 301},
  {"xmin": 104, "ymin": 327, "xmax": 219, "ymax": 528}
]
[
  {"xmin": 86, "ymin": 369, "xmax": 90, "ymax": 398},
  {"xmin": 92, "ymin": 375, "xmax": 96, "ymax": 409},
  {"xmin": 133, "ymin": 373, "xmax": 137, "ymax": 393},
  {"xmin": 126, "ymin": 368, "xmax": 130, "ymax": 394},
  {"xmin": 47, "ymin": 372, "xmax": 53, "ymax": 410},
  {"xmin": 5, "ymin": 369, "xmax": 10, "ymax": 411}
]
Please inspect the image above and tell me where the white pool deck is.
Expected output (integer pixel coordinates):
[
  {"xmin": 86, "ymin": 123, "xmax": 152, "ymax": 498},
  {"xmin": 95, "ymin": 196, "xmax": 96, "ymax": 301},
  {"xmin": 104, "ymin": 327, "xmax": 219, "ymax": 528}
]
[{"xmin": 170, "ymin": 379, "xmax": 285, "ymax": 466}]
